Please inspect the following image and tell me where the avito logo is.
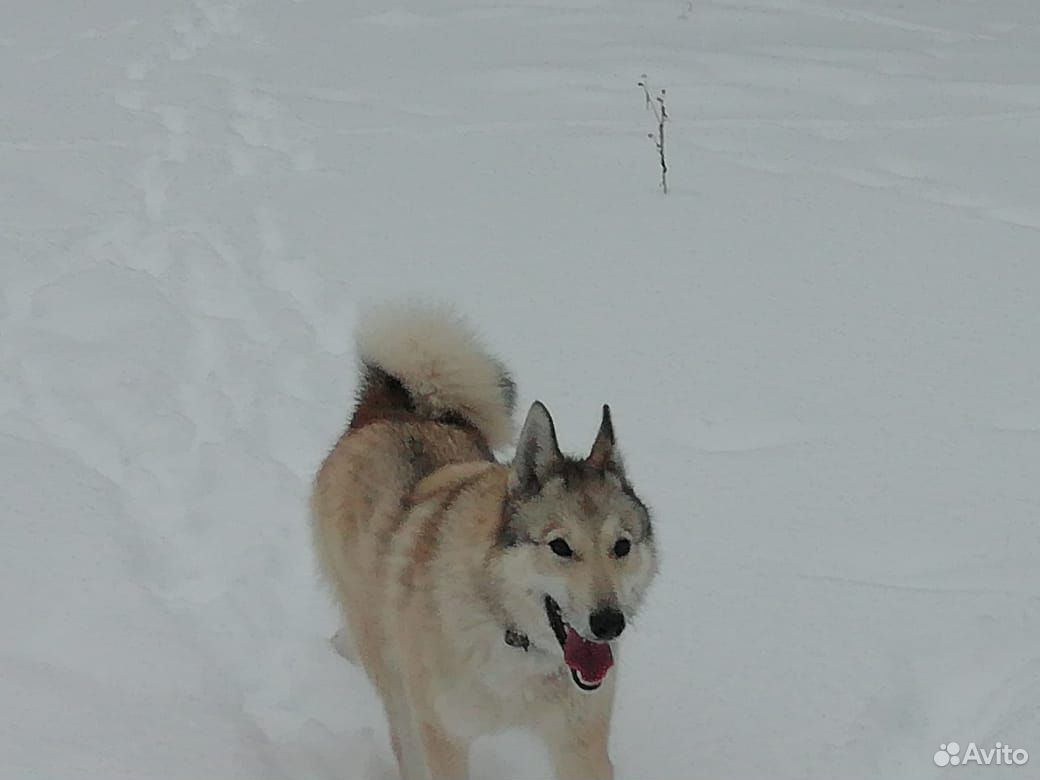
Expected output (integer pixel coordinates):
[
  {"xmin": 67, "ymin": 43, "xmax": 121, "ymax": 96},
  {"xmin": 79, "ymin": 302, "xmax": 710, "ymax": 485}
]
[{"xmin": 934, "ymin": 742, "xmax": 1028, "ymax": 768}]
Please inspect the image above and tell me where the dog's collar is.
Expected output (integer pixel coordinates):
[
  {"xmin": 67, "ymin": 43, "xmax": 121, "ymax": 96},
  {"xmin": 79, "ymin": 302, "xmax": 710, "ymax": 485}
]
[{"xmin": 504, "ymin": 628, "xmax": 530, "ymax": 652}]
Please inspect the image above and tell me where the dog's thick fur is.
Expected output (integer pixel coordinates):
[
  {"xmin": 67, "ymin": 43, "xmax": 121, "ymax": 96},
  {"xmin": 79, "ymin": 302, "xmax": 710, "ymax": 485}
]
[{"xmin": 312, "ymin": 305, "xmax": 657, "ymax": 779}]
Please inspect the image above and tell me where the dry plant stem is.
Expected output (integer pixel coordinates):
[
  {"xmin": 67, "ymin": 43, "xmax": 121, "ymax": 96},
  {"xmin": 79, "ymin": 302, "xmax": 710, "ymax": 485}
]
[{"xmin": 638, "ymin": 78, "xmax": 668, "ymax": 194}]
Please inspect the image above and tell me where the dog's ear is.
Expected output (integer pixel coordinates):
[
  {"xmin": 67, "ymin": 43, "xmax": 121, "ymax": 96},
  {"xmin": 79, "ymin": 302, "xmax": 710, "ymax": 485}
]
[
  {"xmin": 509, "ymin": 401, "xmax": 561, "ymax": 496},
  {"xmin": 586, "ymin": 404, "xmax": 626, "ymax": 479}
]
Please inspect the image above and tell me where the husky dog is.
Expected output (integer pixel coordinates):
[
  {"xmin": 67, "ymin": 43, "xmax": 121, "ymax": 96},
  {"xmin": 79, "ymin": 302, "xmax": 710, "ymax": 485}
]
[{"xmin": 311, "ymin": 305, "xmax": 658, "ymax": 780}]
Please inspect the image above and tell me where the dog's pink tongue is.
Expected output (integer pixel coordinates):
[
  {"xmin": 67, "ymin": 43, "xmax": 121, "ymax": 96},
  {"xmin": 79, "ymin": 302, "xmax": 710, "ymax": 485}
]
[{"xmin": 563, "ymin": 627, "xmax": 614, "ymax": 683}]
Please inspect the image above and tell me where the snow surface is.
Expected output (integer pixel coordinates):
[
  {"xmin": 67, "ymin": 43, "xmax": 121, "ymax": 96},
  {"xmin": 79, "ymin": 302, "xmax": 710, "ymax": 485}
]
[{"xmin": 2, "ymin": 0, "xmax": 1039, "ymax": 778}]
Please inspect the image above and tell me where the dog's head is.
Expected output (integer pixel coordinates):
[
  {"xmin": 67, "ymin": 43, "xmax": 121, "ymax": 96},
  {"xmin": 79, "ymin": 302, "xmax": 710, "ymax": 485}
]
[{"xmin": 494, "ymin": 401, "xmax": 658, "ymax": 691}]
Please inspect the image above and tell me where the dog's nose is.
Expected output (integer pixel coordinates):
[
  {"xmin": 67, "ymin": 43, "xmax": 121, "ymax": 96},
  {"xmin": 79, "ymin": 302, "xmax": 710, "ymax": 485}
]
[{"xmin": 589, "ymin": 607, "xmax": 625, "ymax": 641}]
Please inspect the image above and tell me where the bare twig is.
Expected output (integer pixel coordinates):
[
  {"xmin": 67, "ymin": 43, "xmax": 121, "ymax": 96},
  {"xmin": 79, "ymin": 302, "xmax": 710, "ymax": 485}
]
[{"xmin": 638, "ymin": 76, "xmax": 669, "ymax": 193}]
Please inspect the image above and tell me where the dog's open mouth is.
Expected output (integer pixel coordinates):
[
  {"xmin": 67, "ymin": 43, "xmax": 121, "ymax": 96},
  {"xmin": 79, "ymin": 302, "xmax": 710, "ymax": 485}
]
[{"xmin": 544, "ymin": 596, "xmax": 614, "ymax": 691}]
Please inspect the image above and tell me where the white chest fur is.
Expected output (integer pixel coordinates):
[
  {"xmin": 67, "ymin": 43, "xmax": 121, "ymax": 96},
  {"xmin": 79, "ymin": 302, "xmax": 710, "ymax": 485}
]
[{"xmin": 432, "ymin": 634, "xmax": 573, "ymax": 739}]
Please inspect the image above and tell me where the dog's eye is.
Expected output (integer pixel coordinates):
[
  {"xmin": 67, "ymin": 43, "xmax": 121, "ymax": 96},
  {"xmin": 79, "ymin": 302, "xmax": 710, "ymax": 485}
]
[
  {"xmin": 613, "ymin": 539, "xmax": 631, "ymax": 558},
  {"xmin": 548, "ymin": 538, "xmax": 573, "ymax": 558}
]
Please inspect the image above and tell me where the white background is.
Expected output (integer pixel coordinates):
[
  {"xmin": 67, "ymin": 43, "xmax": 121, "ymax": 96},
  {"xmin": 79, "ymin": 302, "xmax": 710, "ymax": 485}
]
[{"xmin": 2, "ymin": 0, "xmax": 1038, "ymax": 777}]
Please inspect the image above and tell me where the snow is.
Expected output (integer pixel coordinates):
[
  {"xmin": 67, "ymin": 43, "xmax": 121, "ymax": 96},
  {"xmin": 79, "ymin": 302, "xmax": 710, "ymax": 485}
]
[{"xmin": 2, "ymin": 0, "xmax": 1039, "ymax": 777}]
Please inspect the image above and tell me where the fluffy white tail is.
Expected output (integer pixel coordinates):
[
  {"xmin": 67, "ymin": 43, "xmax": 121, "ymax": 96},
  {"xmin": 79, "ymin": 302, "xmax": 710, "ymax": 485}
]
[{"xmin": 355, "ymin": 304, "xmax": 516, "ymax": 450}]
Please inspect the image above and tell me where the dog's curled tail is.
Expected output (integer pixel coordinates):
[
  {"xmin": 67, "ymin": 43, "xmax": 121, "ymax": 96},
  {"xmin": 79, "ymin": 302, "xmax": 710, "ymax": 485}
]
[{"xmin": 352, "ymin": 304, "xmax": 517, "ymax": 450}]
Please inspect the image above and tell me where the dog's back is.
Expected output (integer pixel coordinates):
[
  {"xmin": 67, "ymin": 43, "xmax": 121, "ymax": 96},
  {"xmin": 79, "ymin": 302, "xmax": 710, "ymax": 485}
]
[{"xmin": 310, "ymin": 304, "xmax": 516, "ymax": 689}]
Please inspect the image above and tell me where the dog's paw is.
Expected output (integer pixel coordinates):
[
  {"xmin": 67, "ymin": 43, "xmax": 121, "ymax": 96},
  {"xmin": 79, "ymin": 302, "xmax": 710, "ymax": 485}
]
[{"xmin": 331, "ymin": 627, "xmax": 359, "ymax": 664}]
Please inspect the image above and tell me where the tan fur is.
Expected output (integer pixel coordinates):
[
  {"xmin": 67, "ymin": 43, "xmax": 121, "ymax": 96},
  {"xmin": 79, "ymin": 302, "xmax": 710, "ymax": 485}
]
[{"xmin": 312, "ymin": 306, "xmax": 656, "ymax": 780}]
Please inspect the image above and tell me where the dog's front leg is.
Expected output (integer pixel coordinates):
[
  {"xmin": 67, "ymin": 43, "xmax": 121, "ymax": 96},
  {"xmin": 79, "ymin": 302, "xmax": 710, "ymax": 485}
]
[
  {"xmin": 547, "ymin": 733, "xmax": 614, "ymax": 780},
  {"xmin": 542, "ymin": 710, "xmax": 614, "ymax": 780},
  {"xmin": 384, "ymin": 689, "xmax": 426, "ymax": 780},
  {"xmin": 416, "ymin": 714, "xmax": 469, "ymax": 780}
]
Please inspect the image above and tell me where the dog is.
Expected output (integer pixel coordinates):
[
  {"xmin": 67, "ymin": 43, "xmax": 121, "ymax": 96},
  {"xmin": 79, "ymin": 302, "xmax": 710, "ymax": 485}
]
[{"xmin": 311, "ymin": 305, "xmax": 658, "ymax": 779}]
